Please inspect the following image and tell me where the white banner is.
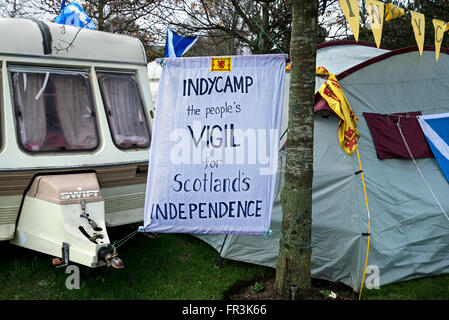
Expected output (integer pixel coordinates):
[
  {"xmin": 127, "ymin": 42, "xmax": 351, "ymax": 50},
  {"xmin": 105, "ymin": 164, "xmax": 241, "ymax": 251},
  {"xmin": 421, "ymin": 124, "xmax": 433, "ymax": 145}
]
[{"xmin": 143, "ymin": 54, "xmax": 285, "ymax": 234}]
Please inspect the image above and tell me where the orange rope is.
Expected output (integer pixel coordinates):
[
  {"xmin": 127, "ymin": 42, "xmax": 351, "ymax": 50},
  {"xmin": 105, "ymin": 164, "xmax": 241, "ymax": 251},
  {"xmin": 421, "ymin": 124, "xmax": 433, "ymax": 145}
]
[{"xmin": 356, "ymin": 148, "xmax": 371, "ymax": 300}]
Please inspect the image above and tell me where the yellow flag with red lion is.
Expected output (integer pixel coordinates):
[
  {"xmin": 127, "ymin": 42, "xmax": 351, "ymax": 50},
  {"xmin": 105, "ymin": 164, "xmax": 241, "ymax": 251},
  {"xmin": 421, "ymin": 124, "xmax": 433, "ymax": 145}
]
[{"xmin": 317, "ymin": 67, "xmax": 359, "ymax": 155}]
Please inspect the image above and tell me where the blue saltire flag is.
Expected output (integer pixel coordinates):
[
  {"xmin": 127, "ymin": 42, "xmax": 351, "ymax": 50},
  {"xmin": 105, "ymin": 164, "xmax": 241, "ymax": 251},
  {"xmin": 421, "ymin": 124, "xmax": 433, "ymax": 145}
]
[
  {"xmin": 164, "ymin": 28, "xmax": 198, "ymax": 58},
  {"xmin": 54, "ymin": 2, "xmax": 96, "ymax": 30},
  {"xmin": 418, "ymin": 113, "xmax": 449, "ymax": 183}
]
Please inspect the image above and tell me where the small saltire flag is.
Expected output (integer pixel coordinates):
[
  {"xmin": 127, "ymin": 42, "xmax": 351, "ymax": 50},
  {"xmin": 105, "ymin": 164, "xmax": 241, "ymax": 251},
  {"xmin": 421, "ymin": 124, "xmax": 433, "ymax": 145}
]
[
  {"xmin": 385, "ymin": 3, "xmax": 405, "ymax": 22},
  {"xmin": 54, "ymin": 3, "xmax": 96, "ymax": 30},
  {"xmin": 164, "ymin": 29, "xmax": 199, "ymax": 58},
  {"xmin": 339, "ymin": 0, "xmax": 360, "ymax": 41},
  {"xmin": 417, "ymin": 113, "xmax": 449, "ymax": 183},
  {"xmin": 410, "ymin": 11, "xmax": 425, "ymax": 56},
  {"xmin": 433, "ymin": 19, "xmax": 447, "ymax": 61},
  {"xmin": 317, "ymin": 67, "xmax": 359, "ymax": 155},
  {"xmin": 366, "ymin": 0, "xmax": 384, "ymax": 49}
]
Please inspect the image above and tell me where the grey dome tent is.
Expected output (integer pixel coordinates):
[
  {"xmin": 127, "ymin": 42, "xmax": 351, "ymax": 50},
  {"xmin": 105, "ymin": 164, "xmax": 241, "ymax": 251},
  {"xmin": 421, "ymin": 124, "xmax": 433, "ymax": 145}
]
[{"xmin": 194, "ymin": 44, "xmax": 449, "ymax": 292}]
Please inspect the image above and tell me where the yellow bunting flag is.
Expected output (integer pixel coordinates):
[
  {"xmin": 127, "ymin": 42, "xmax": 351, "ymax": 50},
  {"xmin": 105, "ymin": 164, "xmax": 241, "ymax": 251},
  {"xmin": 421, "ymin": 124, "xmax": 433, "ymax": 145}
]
[
  {"xmin": 385, "ymin": 3, "xmax": 405, "ymax": 22},
  {"xmin": 317, "ymin": 68, "xmax": 359, "ymax": 155},
  {"xmin": 433, "ymin": 19, "xmax": 447, "ymax": 62},
  {"xmin": 339, "ymin": 0, "xmax": 360, "ymax": 41},
  {"xmin": 445, "ymin": 22, "xmax": 449, "ymax": 32},
  {"xmin": 410, "ymin": 11, "xmax": 425, "ymax": 56},
  {"xmin": 366, "ymin": 0, "xmax": 384, "ymax": 49}
]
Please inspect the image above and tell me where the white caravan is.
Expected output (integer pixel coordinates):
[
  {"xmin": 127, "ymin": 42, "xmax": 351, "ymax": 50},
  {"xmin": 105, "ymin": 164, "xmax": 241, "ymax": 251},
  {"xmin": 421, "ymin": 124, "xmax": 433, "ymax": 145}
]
[{"xmin": 0, "ymin": 18, "xmax": 154, "ymax": 268}]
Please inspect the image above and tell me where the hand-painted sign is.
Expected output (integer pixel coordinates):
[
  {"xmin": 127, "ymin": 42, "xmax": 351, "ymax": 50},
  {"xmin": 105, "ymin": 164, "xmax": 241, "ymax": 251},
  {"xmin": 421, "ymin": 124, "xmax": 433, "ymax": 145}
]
[{"xmin": 143, "ymin": 54, "xmax": 285, "ymax": 234}]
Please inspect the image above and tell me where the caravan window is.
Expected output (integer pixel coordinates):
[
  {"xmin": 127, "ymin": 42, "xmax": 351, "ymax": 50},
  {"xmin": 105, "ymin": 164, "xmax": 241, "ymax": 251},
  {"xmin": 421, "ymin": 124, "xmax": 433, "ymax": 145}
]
[
  {"xmin": 10, "ymin": 67, "xmax": 99, "ymax": 152},
  {"xmin": 97, "ymin": 72, "xmax": 150, "ymax": 149}
]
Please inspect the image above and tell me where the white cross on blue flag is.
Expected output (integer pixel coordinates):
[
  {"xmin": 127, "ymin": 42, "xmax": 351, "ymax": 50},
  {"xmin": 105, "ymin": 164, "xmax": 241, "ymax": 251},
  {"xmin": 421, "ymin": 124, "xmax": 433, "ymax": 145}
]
[
  {"xmin": 164, "ymin": 28, "xmax": 199, "ymax": 58},
  {"xmin": 54, "ymin": 2, "xmax": 96, "ymax": 30},
  {"xmin": 418, "ymin": 113, "xmax": 449, "ymax": 183}
]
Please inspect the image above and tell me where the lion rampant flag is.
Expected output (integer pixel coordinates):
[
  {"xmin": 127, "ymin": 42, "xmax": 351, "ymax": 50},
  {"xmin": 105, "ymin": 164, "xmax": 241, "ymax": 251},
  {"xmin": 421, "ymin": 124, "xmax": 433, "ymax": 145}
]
[{"xmin": 317, "ymin": 67, "xmax": 359, "ymax": 155}]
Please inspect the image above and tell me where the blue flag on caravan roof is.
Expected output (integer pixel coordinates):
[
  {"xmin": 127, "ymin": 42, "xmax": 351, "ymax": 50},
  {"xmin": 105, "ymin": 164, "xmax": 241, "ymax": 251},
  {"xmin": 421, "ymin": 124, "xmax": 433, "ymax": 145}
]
[
  {"xmin": 417, "ymin": 113, "xmax": 449, "ymax": 183},
  {"xmin": 164, "ymin": 28, "xmax": 198, "ymax": 58},
  {"xmin": 54, "ymin": 3, "xmax": 97, "ymax": 30}
]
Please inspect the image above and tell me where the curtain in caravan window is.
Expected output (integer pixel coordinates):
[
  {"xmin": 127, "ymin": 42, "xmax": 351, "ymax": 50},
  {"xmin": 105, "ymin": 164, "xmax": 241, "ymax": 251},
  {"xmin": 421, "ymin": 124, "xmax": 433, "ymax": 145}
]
[
  {"xmin": 12, "ymin": 72, "xmax": 47, "ymax": 151},
  {"xmin": 97, "ymin": 73, "xmax": 150, "ymax": 149},
  {"xmin": 10, "ymin": 69, "xmax": 99, "ymax": 152},
  {"xmin": 53, "ymin": 74, "xmax": 97, "ymax": 147}
]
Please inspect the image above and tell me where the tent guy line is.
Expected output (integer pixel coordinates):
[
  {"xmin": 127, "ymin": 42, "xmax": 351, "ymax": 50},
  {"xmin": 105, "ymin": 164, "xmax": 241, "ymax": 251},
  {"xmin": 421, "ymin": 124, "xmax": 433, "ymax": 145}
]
[{"xmin": 396, "ymin": 119, "xmax": 449, "ymax": 224}]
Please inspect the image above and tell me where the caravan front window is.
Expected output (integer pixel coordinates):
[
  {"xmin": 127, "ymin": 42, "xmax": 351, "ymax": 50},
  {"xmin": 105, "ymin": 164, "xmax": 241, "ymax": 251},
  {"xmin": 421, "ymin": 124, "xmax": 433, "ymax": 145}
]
[
  {"xmin": 97, "ymin": 72, "xmax": 150, "ymax": 149},
  {"xmin": 10, "ymin": 67, "xmax": 99, "ymax": 152}
]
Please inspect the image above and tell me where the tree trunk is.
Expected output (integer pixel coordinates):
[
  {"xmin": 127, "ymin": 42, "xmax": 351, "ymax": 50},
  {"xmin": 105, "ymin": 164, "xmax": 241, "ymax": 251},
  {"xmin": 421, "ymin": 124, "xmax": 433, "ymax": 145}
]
[
  {"xmin": 275, "ymin": 0, "xmax": 318, "ymax": 299},
  {"xmin": 97, "ymin": 0, "xmax": 106, "ymax": 31}
]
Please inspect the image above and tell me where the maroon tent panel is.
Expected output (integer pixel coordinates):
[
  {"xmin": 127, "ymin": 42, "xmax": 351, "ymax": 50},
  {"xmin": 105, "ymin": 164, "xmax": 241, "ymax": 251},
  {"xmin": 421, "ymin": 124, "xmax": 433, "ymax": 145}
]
[{"xmin": 363, "ymin": 112, "xmax": 433, "ymax": 160}]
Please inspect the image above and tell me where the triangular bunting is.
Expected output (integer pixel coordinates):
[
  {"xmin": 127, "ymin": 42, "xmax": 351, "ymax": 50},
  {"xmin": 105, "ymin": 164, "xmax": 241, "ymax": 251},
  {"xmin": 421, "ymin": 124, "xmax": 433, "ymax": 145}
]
[
  {"xmin": 366, "ymin": 0, "xmax": 384, "ymax": 49},
  {"xmin": 410, "ymin": 11, "xmax": 425, "ymax": 56},
  {"xmin": 339, "ymin": 0, "xmax": 360, "ymax": 41},
  {"xmin": 433, "ymin": 19, "xmax": 447, "ymax": 62}
]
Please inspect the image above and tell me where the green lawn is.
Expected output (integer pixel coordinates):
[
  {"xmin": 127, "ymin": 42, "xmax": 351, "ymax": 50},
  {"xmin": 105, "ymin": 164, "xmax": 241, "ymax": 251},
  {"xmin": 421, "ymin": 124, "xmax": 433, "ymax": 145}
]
[
  {"xmin": 2, "ymin": 225, "xmax": 449, "ymax": 300},
  {"xmin": 0, "ymin": 226, "xmax": 274, "ymax": 300},
  {"xmin": 360, "ymin": 274, "xmax": 449, "ymax": 300}
]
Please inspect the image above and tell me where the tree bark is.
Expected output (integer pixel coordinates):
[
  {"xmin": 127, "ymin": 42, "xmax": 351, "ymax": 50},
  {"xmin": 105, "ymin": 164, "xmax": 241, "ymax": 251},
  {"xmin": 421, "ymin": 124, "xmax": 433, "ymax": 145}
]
[
  {"xmin": 97, "ymin": 0, "xmax": 106, "ymax": 31},
  {"xmin": 275, "ymin": 0, "xmax": 318, "ymax": 299}
]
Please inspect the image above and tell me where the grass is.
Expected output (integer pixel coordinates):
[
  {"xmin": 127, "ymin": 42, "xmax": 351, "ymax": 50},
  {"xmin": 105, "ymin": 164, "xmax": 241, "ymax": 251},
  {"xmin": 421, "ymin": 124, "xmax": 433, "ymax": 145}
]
[
  {"xmin": 360, "ymin": 274, "xmax": 449, "ymax": 300},
  {"xmin": 2, "ymin": 225, "xmax": 449, "ymax": 300},
  {"xmin": 0, "ymin": 226, "xmax": 274, "ymax": 300}
]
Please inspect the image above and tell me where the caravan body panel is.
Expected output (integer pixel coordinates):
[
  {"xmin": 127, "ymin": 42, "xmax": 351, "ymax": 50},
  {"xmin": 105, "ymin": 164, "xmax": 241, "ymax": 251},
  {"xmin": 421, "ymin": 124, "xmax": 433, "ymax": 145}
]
[{"xmin": 0, "ymin": 18, "xmax": 154, "ymax": 241}]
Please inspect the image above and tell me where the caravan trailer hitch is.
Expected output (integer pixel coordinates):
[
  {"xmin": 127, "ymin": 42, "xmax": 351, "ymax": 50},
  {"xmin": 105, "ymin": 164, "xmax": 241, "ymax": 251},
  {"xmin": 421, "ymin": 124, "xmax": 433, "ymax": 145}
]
[{"xmin": 98, "ymin": 245, "xmax": 124, "ymax": 269}]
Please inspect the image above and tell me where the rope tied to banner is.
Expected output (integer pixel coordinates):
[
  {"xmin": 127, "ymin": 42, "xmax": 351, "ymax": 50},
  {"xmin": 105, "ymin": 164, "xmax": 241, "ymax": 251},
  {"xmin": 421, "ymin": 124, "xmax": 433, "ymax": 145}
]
[
  {"xmin": 263, "ymin": 229, "xmax": 273, "ymax": 239},
  {"xmin": 111, "ymin": 229, "xmax": 140, "ymax": 250}
]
